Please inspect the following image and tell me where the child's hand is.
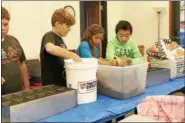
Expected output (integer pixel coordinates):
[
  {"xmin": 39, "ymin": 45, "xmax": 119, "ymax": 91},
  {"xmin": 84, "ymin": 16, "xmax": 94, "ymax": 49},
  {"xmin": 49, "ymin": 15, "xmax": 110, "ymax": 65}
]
[
  {"xmin": 111, "ymin": 58, "xmax": 118, "ymax": 66},
  {"xmin": 2, "ymin": 77, "xmax": 5, "ymax": 85},
  {"xmin": 126, "ymin": 58, "xmax": 132, "ymax": 65},
  {"xmin": 72, "ymin": 53, "xmax": 82, "ymax": 62},
  {"xmin": 119, "ymin": 58, "xmax": 127, "ymax": 67}
]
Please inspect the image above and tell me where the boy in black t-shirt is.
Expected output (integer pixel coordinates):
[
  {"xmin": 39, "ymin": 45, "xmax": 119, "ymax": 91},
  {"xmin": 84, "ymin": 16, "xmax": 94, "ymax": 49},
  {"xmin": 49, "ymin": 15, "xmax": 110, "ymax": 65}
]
[
  {"xmin": 1, "ymin": 7, "xmax": 30, "ymax": 95},
  {"xmin": 40, "ymin": 8, "xmax": 82, "ymax": 87}
]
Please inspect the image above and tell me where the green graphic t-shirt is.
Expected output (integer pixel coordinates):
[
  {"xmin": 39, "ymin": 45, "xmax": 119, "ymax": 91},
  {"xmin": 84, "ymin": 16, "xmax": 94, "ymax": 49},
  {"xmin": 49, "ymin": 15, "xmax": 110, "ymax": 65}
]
[{"xmin": 106, "ymin": 36, "xmax": 142, "ymax": 64}]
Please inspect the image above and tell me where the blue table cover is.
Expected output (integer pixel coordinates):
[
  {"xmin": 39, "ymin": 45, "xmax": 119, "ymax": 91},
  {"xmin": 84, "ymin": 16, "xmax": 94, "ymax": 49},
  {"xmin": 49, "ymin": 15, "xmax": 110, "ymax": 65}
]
[{"xmin": 38, "ymin": 77, "xmax": 184, "ymax": 122}]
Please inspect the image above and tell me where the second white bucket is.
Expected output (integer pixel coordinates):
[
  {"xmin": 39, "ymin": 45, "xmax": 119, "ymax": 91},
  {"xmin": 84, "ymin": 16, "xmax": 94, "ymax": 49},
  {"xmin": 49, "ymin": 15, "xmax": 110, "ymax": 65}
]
[{"xmin": 65, "ymin": 58, "xmax": 98, "ymax": 104}]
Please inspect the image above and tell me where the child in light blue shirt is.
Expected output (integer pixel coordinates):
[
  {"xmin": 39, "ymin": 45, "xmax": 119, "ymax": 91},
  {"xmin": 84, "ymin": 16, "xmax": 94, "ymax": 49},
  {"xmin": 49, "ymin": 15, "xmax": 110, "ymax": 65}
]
[
  {"xmin": 77, "ymin": 24, "xmax": 104, "ymax": 58},
  {"xmin": 77, "ymin": 41, "xmax": 99, "ymax": 58},
  {"xmin": 77, "ymin": 24, "xmax": 118, "ymax": 66}
]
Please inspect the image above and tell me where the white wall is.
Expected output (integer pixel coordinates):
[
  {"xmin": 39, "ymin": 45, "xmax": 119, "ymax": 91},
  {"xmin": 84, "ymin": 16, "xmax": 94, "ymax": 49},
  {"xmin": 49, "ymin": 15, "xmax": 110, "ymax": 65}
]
[
  {"xmin": 2, "ymin": 1, "xmax": 170, "ymax": 59},
  {"xmin": 107, "ymin": 2, "xmax": 124, "ymax": 41},
  {"xmin": 107, "ymin": 1, "xmax": 169, "ymax": 53},
  {"xmin": 2, "ymin": 1, "xmax": 80, "ymax": 59}
]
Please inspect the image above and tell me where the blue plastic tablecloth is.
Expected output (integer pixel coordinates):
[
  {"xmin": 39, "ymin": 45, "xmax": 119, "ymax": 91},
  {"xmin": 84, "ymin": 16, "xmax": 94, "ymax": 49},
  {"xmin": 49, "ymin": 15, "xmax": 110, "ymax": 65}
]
[
  {"xmin": 180, "ymin": 31, "xmax": 185, "ymax": 48},
  {"xmin": 38, "ymin": 78, "xmax": 184, "ymax": 122}
]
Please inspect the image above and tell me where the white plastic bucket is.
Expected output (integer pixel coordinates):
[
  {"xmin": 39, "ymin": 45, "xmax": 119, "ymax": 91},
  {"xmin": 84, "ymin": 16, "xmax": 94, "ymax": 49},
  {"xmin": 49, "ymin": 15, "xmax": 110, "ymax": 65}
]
[{"xmin": 64, "ymin": 58, "xmax": 98, "ymax": 104}]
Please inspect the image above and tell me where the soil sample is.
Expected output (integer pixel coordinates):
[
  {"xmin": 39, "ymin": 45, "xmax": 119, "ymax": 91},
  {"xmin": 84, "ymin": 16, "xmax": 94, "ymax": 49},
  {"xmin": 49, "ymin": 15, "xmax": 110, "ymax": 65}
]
[
  {"xmin": 26, "ymin": 95, "xmax": 36, "ymax": 101},
  {"xmin": 12, "ymin": 98, "xmax": 28, "ymax": 104},
  {"xmin": 44, "ymin": 91, "xmax": 55, "ymax": 97},
  {"xmin": 2, "ymin": 97, "xmax": 8, "ymax": 103},
  {"xmin": 2, "ymin": 100, "xmax": 18, "ymax": 106},
  {"xmin": 35, "ymin": 93, "xmax": 46, "ymax": 99},
  {"xmin": 2, "ymin": 85, "xmax": 75, "ymax": 105}
]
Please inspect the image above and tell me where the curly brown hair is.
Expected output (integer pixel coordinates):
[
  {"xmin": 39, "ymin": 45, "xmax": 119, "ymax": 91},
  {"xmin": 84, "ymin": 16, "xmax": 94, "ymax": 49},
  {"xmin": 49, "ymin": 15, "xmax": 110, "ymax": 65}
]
[{"xmin": 51, "ymin": 8, "xmax": 75, "ymax": 27}]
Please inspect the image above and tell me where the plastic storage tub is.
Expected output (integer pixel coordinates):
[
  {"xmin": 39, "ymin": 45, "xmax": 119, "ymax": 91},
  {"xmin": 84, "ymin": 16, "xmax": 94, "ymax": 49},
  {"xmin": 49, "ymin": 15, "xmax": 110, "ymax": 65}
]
[
  {"xmin": 97, "ymin": 62, "xmax": 148, "ymax": 99},
  {"xmin": 150, "ymin": 56, "xmax": 184, "ymax": 79},
  {"xmin": 146, "ymin": 67, "xmax": 170, "ymax": 88}
]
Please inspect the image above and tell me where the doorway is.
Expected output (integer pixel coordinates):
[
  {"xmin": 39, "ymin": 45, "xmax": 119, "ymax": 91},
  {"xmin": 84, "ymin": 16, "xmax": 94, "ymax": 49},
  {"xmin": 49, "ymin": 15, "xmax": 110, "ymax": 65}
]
[
  {"xmin": 80, "ymin": 1, "xmax": 107, "ymax": 58},
  {"xmin": 169, "ymin": 1, "xmax": 180, "ymax": 44}
]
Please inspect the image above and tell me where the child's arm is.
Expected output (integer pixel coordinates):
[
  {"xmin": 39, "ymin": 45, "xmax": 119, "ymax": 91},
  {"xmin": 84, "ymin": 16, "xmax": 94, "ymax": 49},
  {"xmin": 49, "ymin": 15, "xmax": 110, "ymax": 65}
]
[
  {"xmin": 16, "ymin": 39, "xmax": 30, "ymax": 89},
  {"xmin": 1, "ymin": 77, "xmax": 5, "ymax": 85},
  {"xmin": 98, "ymin": 58, "xmax": 118, "ymax": 66},
  {"xmin": 20, "ymin": 62, "xmax": 30, "ymax": 89},
  {"xmin": 45, "ymin": 42, "xmax": 81, "ymax": 62}
]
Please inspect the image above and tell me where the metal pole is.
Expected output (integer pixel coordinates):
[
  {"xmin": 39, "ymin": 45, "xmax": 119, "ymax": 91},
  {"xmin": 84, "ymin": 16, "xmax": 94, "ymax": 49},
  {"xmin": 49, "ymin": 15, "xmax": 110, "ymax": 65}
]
[{"xmin": 157, "ymin": 11, "xmax": 161, "ymax": 40}]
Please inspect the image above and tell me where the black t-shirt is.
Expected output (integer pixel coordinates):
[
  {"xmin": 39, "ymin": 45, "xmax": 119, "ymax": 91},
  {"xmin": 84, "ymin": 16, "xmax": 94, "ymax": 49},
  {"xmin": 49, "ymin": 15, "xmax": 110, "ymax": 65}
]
[
  {"xmin": 40, "ymin": 31, "xmax": 67, "ymax": 86},
  {"xmin": 1, "ymin": 35, "xmax": 26, "ymax": 95}
]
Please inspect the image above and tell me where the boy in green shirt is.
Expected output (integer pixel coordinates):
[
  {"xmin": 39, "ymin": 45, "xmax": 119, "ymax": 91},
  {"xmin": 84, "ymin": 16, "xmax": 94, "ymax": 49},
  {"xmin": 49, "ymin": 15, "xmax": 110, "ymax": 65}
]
[{"xmin": 106, "ymin": 20, "xmax": 142, "ymax": 66}]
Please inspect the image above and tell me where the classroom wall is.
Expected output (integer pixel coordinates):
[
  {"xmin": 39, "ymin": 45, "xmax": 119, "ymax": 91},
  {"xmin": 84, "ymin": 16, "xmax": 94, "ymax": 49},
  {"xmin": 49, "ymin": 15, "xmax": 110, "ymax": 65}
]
[
  {"xmin": 2, "ymin": 1, "xmax": 80, "ymax": 59},
  {"xmin": 107, "ymin": 1, "xmax": 169, "ymax": 52},
  {"xmin": 2, "ymin": 1, "xmax": 170, "ymax": 59}
]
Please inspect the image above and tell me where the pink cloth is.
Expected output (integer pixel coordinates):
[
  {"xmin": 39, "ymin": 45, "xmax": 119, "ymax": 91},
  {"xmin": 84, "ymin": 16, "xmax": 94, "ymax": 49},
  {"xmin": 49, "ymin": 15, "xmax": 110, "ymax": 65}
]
[{"xmin": 137, "ymin": 96, "xmax": 185, "ymax": 122}]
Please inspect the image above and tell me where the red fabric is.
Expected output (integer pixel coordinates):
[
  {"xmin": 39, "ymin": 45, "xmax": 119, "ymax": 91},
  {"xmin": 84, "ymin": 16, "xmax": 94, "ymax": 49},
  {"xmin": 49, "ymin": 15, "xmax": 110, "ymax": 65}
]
[{"xmin": 30, "ymin": 82, "xmax": 42, "ymax": 89}]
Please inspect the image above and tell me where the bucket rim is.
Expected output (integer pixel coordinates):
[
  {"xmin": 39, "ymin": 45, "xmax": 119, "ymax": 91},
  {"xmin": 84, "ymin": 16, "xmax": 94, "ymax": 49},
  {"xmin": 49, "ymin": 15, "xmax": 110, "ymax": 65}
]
[{"xmin": 65, "ymin": 58, "xmax": 98, "ymax": 64}]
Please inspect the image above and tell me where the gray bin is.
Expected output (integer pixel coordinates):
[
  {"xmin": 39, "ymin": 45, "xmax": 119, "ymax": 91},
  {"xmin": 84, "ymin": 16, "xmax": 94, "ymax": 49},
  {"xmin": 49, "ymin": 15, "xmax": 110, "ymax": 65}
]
[{"xmin": 2, "ymin": 85, "xmax": 77, "ymax": 122}]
